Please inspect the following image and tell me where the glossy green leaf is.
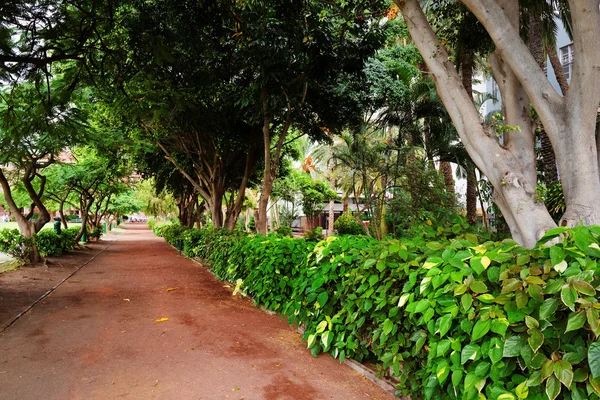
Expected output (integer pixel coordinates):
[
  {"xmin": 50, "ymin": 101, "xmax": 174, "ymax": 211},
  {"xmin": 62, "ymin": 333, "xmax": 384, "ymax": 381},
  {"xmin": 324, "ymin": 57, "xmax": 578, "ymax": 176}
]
[
  {"xmin": 438, "ymin": 314, "xmax": 453, "ymax": 338},
  {"xmin": 315, "ymin": 320, "xmax": 328, "ymax": 333},
  {"xmin": 528, "ymin": 329, "xmax": 544, "ymax": 353},
  {"xmin": 451, "ymin": 369, "xmax": 463, "ymax": 387},
  {"xmin": 469, "ymin": 280, "xmax": 488, "ymax": 294},
  {"xmin": 383, "ymin": 318, "xmax": 394, "ymax": 336},
  {"xmin": 539, "ymin": 298, "xmax": 558, "ymax": 320},
  {"xmin": 565, "ymin": 311, "xmax": 587, "ymax": 333},
  {"xmin": 573, "ymin": 280, "xmax": 596, "ymax": 296},
  {"xmin": 553, "ymin": 360, "xmax": 573, "ymax": 388},
  {"xmin": 588, "ymin": 341, "xmax": 600, "ymax": 378},
  {"xmin": 317, "ymin": 291, "xmax": 328, "ymax": 307},
  {"xmin": 436, "ymin": 360, "xmax": 450, "ymax": 384},
  {"xmin": 461, "ymin": 344, "xmax": 480, "ymax": 364},
  {"xmin": 461, "ymin": 293, "xmax": 473, "ymax": 311},
  {"xmin": 561, "ymin": 286, "xmax": 577, "ymax": 310},
  {"xmin": 472, "ymin": 318, "xmax": 491, "ymax": 341},
  {"xmin": 515, "ymin": 381, "xmax": 529, "ymax": 399},
  {"xmin": 503, "ymin": 336, "xmax": 525, "ymax": 357},
  {"xmin": 545, "ymin": 375, "xmax": 561, "ymax": 400}
]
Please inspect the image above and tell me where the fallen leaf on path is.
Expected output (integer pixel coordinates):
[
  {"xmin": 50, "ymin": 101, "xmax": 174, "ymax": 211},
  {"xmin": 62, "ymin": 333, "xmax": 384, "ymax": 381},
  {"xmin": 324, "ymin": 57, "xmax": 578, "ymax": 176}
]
[
  {"xmin": 165, "ymin": 288, "xmax": 177, "ymax": 292},
  {"xmin": 233, "ymin": 387, "xmax": 240, "ymax": 391},
  {"xmin": 123, "ymin": 298, "xmax": 130, "ymax": 302},
  {"xmin": 155, "ymin": 317, "xmax": 169, "ymax": 322}
]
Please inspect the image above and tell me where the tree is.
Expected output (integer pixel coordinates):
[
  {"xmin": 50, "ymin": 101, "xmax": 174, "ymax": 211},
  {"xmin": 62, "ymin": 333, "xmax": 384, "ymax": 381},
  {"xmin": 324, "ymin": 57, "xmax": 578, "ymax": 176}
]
[
  {"xmin": 393, "ymin": 0, "xmax": 600, "ymax": 247},
  {"xmin": 134, "ymin": 179, "xmax": 177, "ymax": 220},
  {"xmin": 0, "ymin": 78, "xmax": 87, "ymax": 261},
  {"xmin": 224, "ymin": 0, "xmax": 385, "ymax": 234},
  {"xmin": 298, "ymin": 175, "xmax": 337, "ymax": 231}
]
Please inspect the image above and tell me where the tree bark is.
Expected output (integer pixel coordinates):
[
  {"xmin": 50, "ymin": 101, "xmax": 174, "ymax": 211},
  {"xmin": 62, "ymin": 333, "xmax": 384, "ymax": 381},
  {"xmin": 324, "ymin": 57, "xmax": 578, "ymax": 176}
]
[
  {"xmin": 466, "ymin": 168, "xmax": 477, "ymax": 225},
  {"xmin": 459, "ymin": 0, "xmax": 600, "ymax": 229},
  {"xmin": 224, "ymin": 149, "xmax": 255, "ymax": 230},
  {"xmin": 0, "ymin": 169, "xmax": 41, "ymax": 262},
  {"xmin": 461, "ymin": 50, "xmax": 478, "ymax": 226},
  {"xmin": 547, "ymin": 45, "xmax": 570, "ymax": 96},
  {"xmin": 395, "ymin": 0, "xmax": 558, "ymax": 247},
  {"xmin": 439, "ymin": 162, "xmax": 455, "ymax": 194}
]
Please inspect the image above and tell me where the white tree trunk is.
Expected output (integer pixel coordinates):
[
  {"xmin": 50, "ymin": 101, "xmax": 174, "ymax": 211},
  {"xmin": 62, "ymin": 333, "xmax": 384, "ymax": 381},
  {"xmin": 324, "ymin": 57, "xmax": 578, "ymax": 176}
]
[
  {"xmin": 394, "ymin": 0, "xmax": 557, "ymax": 247},
  {"xmin": 458, "ymin": 0, "xmax": 600, "ymax": 228}
]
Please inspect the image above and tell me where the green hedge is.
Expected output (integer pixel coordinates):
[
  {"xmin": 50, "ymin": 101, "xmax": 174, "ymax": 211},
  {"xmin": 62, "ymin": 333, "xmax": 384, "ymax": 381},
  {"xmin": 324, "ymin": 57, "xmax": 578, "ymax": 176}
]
[
  {"xmin": 153, "ymin": 224, "xmax": 600, "ymax": 400},
  {"xmin": 0, "ymin": 227, "xmax": 80, "ymax": 260}
]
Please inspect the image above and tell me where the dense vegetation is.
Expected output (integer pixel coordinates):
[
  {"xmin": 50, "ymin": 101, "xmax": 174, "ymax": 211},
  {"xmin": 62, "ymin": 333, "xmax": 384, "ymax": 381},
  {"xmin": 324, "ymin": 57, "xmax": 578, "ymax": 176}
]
[{"xmin": 152, "ymin": 220, "xmax": 600, "ymax": 400}]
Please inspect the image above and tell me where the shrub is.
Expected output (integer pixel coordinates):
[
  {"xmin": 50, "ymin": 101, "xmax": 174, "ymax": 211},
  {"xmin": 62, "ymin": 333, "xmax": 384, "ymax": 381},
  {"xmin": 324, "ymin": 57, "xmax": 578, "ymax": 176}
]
[
  {"xmin": 90, "ymin": 226, "xmax": 103, "ymax": 240},
  {"xmin": 334, "ymin": 213, "xmax": 365, "ymax": 235},
  {"xmin": 0, "ymin": 229, "xmax": 34, "ymax": 261},
  {"xmin": 274, "ymin": 225, "xmax": 293, "ymax": 237},
  {"xmin": 182, "ymin": 228, "xmax": 205, "ymax": 258},
  {"xmin": 303, "ymin": 226, "xmax": 324, "ymax": 242},
  {"xmin": 36, "ymin": 227, "xmax": 80, "ymax": 257},
  {"xmin": 162, "ymin": 224, "xmax": 188, "ymax": 246},
  {"xmin": 35, "ymin": 230, "xmax": 63, "ymax": 257},
  {"xmin": 152, "ymin": 221, "xmax": 172, "ymax": 237},
  {"xmin": 147, "ymin": 218, "xmax": 157, "ymax": 230},
  {"xmin": 152, "ymin": 223, "xmax": 600, "ymax": 400}
]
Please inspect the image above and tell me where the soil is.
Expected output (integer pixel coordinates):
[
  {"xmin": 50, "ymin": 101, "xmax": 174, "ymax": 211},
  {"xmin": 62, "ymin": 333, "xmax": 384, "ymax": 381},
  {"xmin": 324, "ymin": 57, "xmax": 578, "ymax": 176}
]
[{"xmin": 0, "ymin": 224, "xmax": 396, "ymax": 400}]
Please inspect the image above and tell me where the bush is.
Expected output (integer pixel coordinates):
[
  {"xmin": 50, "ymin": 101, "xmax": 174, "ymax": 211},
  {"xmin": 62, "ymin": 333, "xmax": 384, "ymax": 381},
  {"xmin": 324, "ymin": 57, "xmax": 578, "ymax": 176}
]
[
  {"xmin": 152, "ymin": 223, "xmax": 600, "ymax": 400},
  {"xmin": 90, "ymin": 226, "xmax": 103, "ymax": 240},
  {"xmin": 0, "ymin": 229, "xmax": 34, "ymax": 261},
  {"xmin": 0, "ymin": 227, "xmax": 80, "ymax": 260},
  {"xmin": 36, "ymin": 227, "xmax": 80, "ymax": 257},
  {"xmin": 152, "ymin": 221, "xmax": 172, "ymax": 237},
  {"xmin": 303, "ymin": 226, "xmax": 324, "ymax": 242},
  {"xmin": 334, "ymin": 214, "xmax": 365, "ymax": 235},
  {"xmin": 274, "ymin": 225, "xmax": 293, "ymax": 237},
  {"xmin": 147, "ymin": 218, "xmax": 157, "ymax": 230}
]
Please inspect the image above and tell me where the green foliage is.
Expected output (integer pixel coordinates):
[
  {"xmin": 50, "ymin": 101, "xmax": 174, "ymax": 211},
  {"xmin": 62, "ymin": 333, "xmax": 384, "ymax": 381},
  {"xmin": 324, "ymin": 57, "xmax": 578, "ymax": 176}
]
[
  {"xmin": 274, "ymin": 225, "xmax": 293, "ymax": 237},
  {"xmin": 304, "ymin": 226, "xmax": 325, "ymax": 242},
  {"xmin": 543, "ymin": 182, "xmax": 566, "ymax": 222},
  {"xmin": 90, "ymin": 226, "xmax": 103, "ymax": 240},
  {"xmin": 334, "ymin": 214, "xmax": 366, "ymax": 235},
  {"xmin": 35, "ymin": 228, "xmax": 79, "ymax": 257},
  {"xmin": 0, "ymin": 227, "xmax": 79, "ymax": 260},
  {"xmin": 153, "ymin": 222, "xmax": 600, "ymax": 400},
  {"xmin": 299, "ymin": 178, "xmax": 337, "ymax": 221},
  {"xmin": 152, "ymin": 222, "xmax": 188, "ymax": 247},
  {"xmin": 0, "ymin": 229, "xmax": 34, "ymax": 261}
]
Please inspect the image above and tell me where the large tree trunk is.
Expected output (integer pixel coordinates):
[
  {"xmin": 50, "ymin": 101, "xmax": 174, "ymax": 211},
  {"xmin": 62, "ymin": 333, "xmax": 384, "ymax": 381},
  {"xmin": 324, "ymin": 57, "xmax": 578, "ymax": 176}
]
[
  {"xmin": 461, "ymin": 0, "xmax": 600, "ymax": 228},
  {"xmin": 395, "ymin": 0, "xmax": 559, "ymax": 247},
  {"xmin": 0, "ymin": 168, "xmax": 48, "ymax": 263}
]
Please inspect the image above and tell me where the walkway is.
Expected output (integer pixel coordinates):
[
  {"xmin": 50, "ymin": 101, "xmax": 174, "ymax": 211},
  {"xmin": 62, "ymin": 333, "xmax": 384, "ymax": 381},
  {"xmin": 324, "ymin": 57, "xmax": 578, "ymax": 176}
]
[{"xmin": 0, "ymin": 225, "xmax": 394, "ymax": 400}]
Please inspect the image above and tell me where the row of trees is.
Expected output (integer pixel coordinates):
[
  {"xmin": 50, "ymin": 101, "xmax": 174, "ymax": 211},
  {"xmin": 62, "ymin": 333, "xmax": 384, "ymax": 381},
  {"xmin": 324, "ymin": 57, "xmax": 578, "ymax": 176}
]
[{"xmin": 1, "ymin": 0, "xmax": 598, "ymax": 250}]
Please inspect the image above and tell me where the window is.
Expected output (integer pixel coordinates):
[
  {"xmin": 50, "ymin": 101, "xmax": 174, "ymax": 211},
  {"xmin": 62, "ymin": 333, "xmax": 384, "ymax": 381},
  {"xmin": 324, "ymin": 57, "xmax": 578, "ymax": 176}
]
[
  {"xmin": 560, "ymin": 44, "xmax": 574, "ymax": 81},
  {"xmin": 491, "ymin": 79, "xmax": 499, "ymax": 100}
]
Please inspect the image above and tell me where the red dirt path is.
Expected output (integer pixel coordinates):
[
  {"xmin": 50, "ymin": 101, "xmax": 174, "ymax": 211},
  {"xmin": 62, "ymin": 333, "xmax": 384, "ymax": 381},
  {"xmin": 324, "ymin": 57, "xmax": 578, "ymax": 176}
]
[{"xmin": 0, "ymin": 225, "xmax": 395, "ymax": 400}]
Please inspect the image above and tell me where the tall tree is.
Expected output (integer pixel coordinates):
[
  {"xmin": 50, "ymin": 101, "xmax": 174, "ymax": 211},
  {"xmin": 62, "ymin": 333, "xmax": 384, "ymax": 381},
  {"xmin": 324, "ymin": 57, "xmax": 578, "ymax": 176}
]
[
  {"xmin": 0, "ymin": 78, "xmax": 87, "ymax": 261},
  {"xmin": 394, "ymin": 0, "xmax": 600, "ymax": 247}
]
